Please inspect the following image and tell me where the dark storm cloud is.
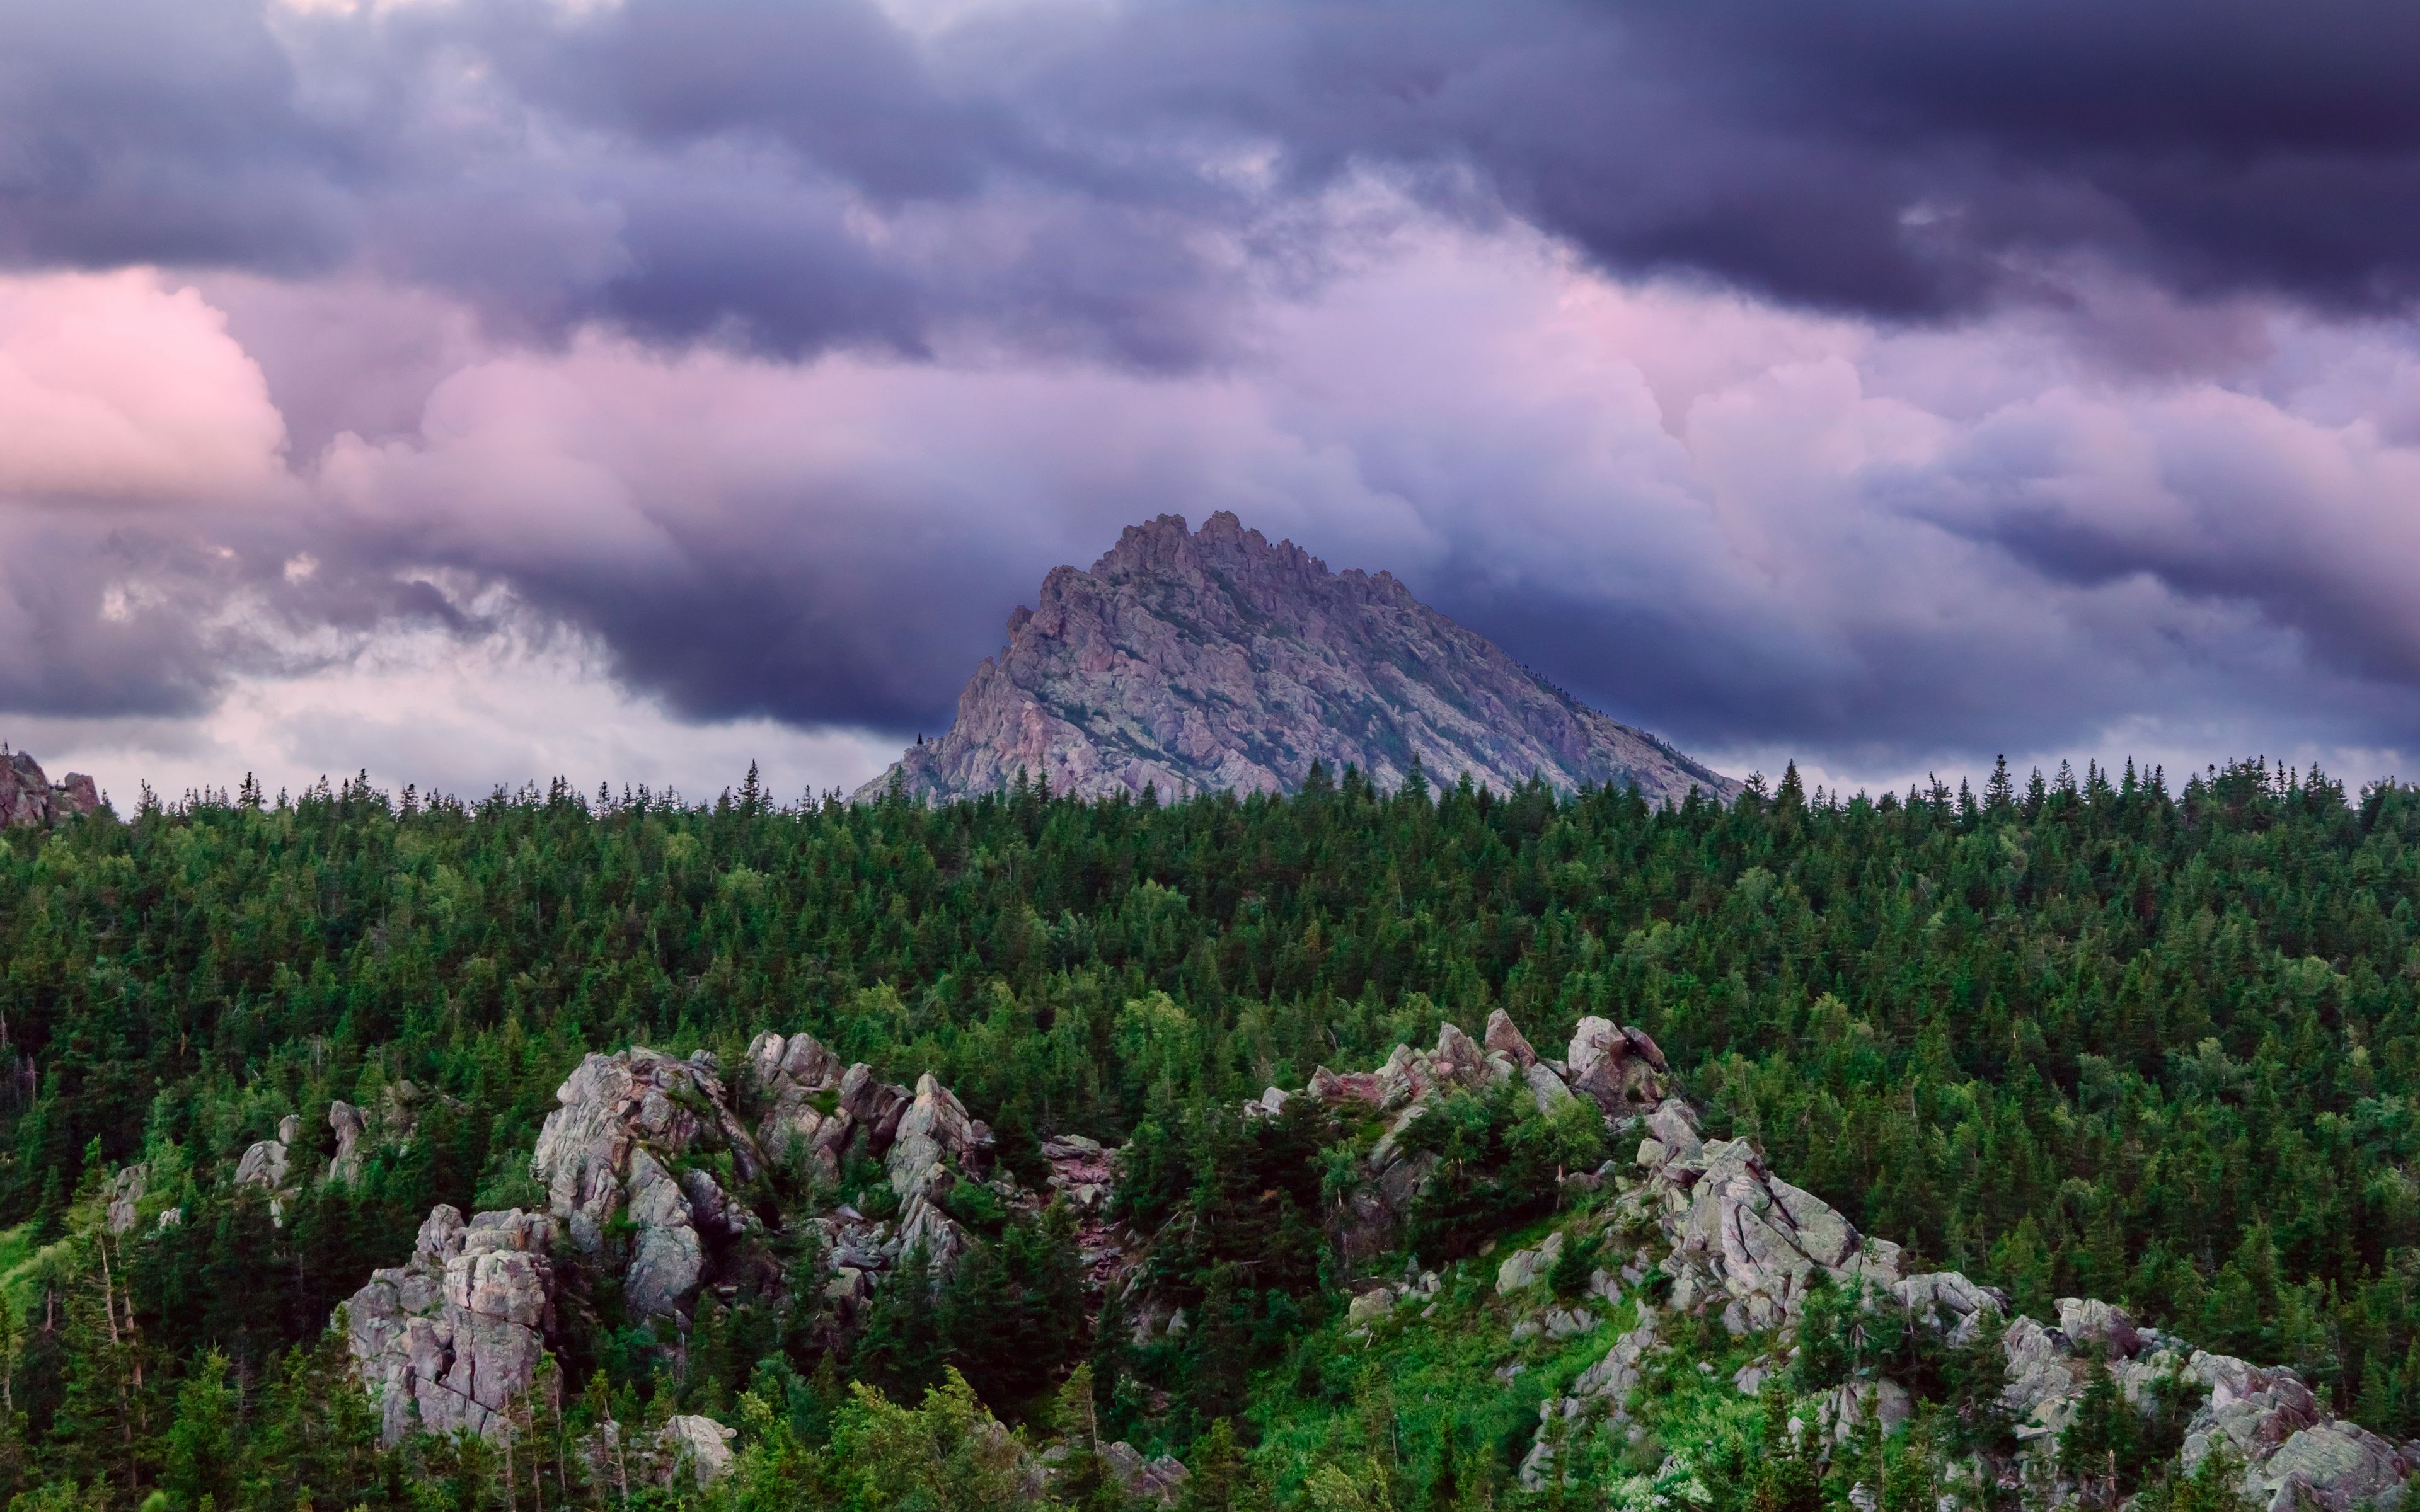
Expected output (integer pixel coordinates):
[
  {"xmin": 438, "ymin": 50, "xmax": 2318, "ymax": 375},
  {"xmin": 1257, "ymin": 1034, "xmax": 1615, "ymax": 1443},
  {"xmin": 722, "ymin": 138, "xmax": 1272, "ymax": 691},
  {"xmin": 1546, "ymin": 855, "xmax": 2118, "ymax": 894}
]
[
  {"xmin": 8, "ymin": 0, "xmax": 2420, "ymax": 781},
  {"xmin": 18, "ymin": 0, "xmax": 2420, "ymax": 351}
]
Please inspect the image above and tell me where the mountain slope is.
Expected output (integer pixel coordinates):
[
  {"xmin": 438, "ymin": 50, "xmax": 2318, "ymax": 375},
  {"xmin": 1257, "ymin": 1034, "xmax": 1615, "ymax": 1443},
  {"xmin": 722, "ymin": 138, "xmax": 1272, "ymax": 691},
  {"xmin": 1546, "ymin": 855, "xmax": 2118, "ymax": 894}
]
[{"xmin": 857, "ymin": 512, "xmax": 1741, "ymax": 806}]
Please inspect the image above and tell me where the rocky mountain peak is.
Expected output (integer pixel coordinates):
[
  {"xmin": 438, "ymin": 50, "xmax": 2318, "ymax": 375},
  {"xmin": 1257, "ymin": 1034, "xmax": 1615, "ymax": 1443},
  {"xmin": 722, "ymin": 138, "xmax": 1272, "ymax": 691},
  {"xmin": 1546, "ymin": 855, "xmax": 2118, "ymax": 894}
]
[
  {"xmin": 0, "ymin": 747, "xmax": 101, "ymax": 828},
  {"xmin": 857, "ymin": 512, "xmax": 1741, "ymax": 806}
]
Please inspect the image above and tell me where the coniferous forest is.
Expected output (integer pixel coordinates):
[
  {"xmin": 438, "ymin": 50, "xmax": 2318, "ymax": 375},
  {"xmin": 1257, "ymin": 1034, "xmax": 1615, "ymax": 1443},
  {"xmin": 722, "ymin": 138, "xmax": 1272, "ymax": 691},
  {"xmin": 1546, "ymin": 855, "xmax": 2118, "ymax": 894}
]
[{"xmin": 0, "ymin": 755, "xmax": 2416, "ymax": 1509}]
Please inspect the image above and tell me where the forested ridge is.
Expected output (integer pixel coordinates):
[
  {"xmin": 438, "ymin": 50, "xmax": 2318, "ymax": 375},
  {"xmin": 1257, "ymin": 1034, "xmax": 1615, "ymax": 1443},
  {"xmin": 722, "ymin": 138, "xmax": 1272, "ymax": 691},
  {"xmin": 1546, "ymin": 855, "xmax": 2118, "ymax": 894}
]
[{"xmin": 0, "ymin": 753, "xmax": 2414, "ymax": 1507}]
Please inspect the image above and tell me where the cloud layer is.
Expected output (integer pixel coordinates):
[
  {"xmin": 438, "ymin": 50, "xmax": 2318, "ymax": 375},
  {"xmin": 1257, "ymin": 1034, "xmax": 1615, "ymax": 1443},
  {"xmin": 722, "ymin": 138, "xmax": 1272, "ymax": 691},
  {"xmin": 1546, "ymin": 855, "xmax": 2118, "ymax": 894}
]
[{"xmin": 3, "ymin": 0, "xmax": 2418, "ymax": 799}]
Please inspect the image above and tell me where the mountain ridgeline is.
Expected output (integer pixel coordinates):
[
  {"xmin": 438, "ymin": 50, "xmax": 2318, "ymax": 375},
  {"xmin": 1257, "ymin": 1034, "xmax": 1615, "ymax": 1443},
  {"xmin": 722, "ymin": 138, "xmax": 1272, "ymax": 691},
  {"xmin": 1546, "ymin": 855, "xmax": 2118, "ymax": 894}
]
[{"xmin": 857, "ymin": 512, "xmax": 1741, "ymax": 806}]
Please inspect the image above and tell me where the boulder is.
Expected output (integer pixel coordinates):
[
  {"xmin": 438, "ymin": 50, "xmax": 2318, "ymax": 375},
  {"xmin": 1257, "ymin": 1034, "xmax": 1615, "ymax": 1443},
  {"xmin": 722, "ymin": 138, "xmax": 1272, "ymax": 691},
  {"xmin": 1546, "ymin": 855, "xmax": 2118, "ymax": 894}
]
[
  {"xmin": 234, "ymin": 1137, "xmax": 289, "ymax": 1191},
  {"xmin": 887, "ymin": 1074, "xmax": 985, "ymax": 1200},
  {"xmin": 2242, "ymin": 1423, "xmax": 2411, "ymax": 1512},
  {"xmin": 1433, "ymin": 1022, "xmax": 1489, "ymax": 1087},
  {"xmin": 2056, "ymin": 1297, "xmax": 2140, "ymax": 1358},
  {"xmin": 1374, "ymin": 1044, "xmax": 1435, "ymax": 1109},
  {"xmin": 747, "ymin": 1031, "xmax": 851, "ymax": 1174},
  {"xmin": 1524, "ymin": 1062, "xmax": 1577, "ymax": 1114},
  {"xmin": 896, "ymin": 1189, "xmax": 970, "ymax": 1274},
  {"xmin": 746, "ymin": 1030, "xmax": 844, "ymax": 1096},
  {"xmin": 1574, "ymin": 1314, "xmax": 1662, "ymax": 1404},
  {"xmin": 531, "ymin": 1048, "xmax": 769, "ymax": 1317},
  {"xmin": 623, "ymin": 1150, "xmax": 706, "ymax": 1318},
  {"xmin": 1646, "ymin": 1099, "xmax": 1704, "ymax": 1167},
  {"xmin": 1564, "ymin": 1018, "xmax": 1669, "ymax": 1116},
  {"xmin": 1484, "ymin": 1009, "xmax": 1540, "ymax": 1068},
  {"xmin": 838, "ymin": 1063, "xmax": 913, "ymax": 1152},
  {"xmin": 1307, "ymin": 1066, "xmax": 1386, "ymax": 1107},
  {"xmin": 2001, "ymin": 1315, "xmax": 2087, "ymax": 1440},
  {"xmin": 1497, "ymin": 1232, "xmax": 1564, "ymax": 1294},
  {"xmin": 660, "ymin": 1415, "xmax": 739, "ymax": 1487},
  {"xmin": 1657, "ymin": 1138, "xmax": 1879, "ymax": 1328},
  {"xmin": 1888, "ymin": 1270, "xmax": 2005, "ymax": 1344},
  {"xmin": 1102, "ymin": 1441, "xmax": 1191, "ymax": 1505},
  {"xmin": 1819, "ymin": 1380, "xmax": 1913, "ymax": 1443},
  {"xmin": 0, "ymin": 750, "xmax": 101, "ymax": 828}
]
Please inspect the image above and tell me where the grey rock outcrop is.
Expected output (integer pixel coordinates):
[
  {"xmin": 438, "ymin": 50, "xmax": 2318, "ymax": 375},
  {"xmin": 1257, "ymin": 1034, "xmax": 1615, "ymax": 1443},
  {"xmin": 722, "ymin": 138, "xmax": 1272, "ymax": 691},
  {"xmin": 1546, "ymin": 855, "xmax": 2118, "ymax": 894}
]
[
  {"xmin": 343, "ymin": 1033, "xmax": 1011, "ymax": 1447},
  {"xmin": 856, "ymin": 513, "xmax": 1742, "ymax": 806},
  {"xmin": 328, "ymin": 1100, "xmax": 369, "ymax": 1185},
  {"xmin": 746, "ymin": 1029, "xmax": 851, "ymax": 1176},
  {"xmin": 105, "ymin": 1165, "xmax": 147, "ymax": 1235},
  {"xmin": 1584, "ymin": 1064, "xmax": 2417, "ymax": 1512},
  {"xmin": 1638, "ymin": 1118, "xmax": 1904, "ymax": 1332},
  {"xmin": 233, "ymin": 1138, "xmax": 289, "ymax": 1191},
  {"xmin": 660, "ymin": 1414, "xmax": 739, "ymax": 1487},
  {"xmin": 1101, "ymin": 1441, "xmax": 1191, "ymax": 1505},
  {"xmin": 1289, "ymin": 1016, "xmax": 1657, "ymax": 1259},
  {"xmin": 531, "ymin": 1046, "xmax": 764, "ymax": 1319},
  {"xmin": 341, "ymin": 1206, "xmax": 555, "ymax": 1446},
  {"xmin": 1565, "ymin": 1017, "xmax": 1670, "ymax": 1117},
  {"xmin": 0, "ymin": 748, "xmax": 101, "ymax": 829}
]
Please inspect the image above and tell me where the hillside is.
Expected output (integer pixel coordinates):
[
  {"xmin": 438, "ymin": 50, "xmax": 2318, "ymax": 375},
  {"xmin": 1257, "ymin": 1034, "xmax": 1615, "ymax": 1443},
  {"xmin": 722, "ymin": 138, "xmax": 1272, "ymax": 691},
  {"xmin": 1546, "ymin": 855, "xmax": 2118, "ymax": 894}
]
[
  {"xmin": 858, "ymin": 512, "xmax": 1742, "ymax": 806},
  {"xmin": 0, "ymin": 757, "xmax": 2412, "ymax": 1507}
]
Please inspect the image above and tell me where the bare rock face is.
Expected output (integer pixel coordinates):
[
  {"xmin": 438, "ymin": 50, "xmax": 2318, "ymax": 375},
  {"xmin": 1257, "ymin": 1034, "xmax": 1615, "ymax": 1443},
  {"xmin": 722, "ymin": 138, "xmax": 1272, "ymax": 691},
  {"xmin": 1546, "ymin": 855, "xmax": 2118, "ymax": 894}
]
[
  {"xmin": 531, "ymin": 1047, "xmax": 765, "ymax": 1319},
  {"xmin": 341, "ymin": 1206, "xmax": 555, "ymax": 1446},
  {"xmin": 856, "ymin": 513, "xmax": 1742, "ymax": 807},
  {"xmin": 1564, "ymin": 1017, "xmax": 1669, "ymax": 1116},
  {"xmin": 341, "ymin": 1035, "xmax": 1010, "ymax": 1451},
  {"xmin": 1635, "ymin": 1110, "xmax": 1906, "ymax": 1332},
  {"xmin": 0, "ymin": 748, "xmax": 101, "ymax": 828},
  {"xmin": 659, "ymin": 1414, "xmax": 739, "ymax": 1487},
  {"xmin": 328, "ymin": 1101, "xmax": 369, "ymax": 1185},
  {"xmin": 746, "ymin": 1030, "xmax": 850, "ymax": 1176},
  {"xmin": 105, "ymin": 1166, "xmax": 147, "ymax": 1235}
]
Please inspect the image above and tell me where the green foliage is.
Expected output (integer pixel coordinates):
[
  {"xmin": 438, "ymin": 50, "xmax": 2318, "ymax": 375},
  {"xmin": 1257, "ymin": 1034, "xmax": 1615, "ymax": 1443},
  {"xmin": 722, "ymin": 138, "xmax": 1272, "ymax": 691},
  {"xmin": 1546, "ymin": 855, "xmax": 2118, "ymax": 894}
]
[
  {"xmin": 827, "ymin": 1369, "xmax": 1029, "ymax": 1511},
  {"xmin": 936, "ymin": 1203, "xmax": 1088, "ymax": 1412},
  {"xmin": 2135, "ymin": 1444, "xmax": 2265, "ymax": 1512},
  {"xmin": 1399, "ymin": 1087, "xmax": 1608, "ymax": 1262},
  {"xmin": 1746, "ymin": 1390, "xmax": 1823, "ymax": 1512},
  {"xmin": 0, "ymin": 757, "xmax": 2411, "ymax": 1499}
]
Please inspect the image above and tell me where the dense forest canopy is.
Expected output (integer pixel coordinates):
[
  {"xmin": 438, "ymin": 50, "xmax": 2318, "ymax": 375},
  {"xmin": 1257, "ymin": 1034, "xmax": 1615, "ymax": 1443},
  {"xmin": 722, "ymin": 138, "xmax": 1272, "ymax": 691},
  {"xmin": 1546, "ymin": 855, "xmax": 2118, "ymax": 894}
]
[{"xmin": 0, "ymin": 754, "xmax": 2415, "ymax": 1504}]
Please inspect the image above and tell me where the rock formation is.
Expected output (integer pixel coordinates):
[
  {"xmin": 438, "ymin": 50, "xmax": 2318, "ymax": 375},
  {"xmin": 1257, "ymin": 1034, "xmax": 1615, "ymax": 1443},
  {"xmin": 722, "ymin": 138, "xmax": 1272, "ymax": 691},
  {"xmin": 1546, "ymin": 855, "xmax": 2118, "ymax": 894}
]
[
  {"xmin": 0, "ymin": 748, "xmax": 100, "ymax": 828},
  {"xmin": 529, "ymin": 1046, "xmax": 767, "ymax": 1319},
  {"xmin": 856, "ymin": 513, "xmax": 1741, "ymax": 807},
  {"xmin": 1231, "ymin": 1017, "xmax": 2420, "ymax": 1512},
  {"xmin": 343, "ymin": 1206, "xmax": 556, "ymax": 1446},
  {"xmin": 343, "ymin": 1033, "xmax": 1001, "ymax": 1444}
]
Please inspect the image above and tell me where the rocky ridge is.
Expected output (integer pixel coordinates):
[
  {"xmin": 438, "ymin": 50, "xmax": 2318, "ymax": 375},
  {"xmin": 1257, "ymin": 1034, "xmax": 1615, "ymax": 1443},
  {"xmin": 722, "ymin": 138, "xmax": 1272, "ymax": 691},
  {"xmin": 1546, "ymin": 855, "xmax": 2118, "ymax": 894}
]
[
  {"xmin": 1264, "ymin": 1017, "xmax": 2416, "ymax": 1512},
  {"xmin": 856, "ymin": 513, "xmax": 1741, "ymax": 807},
  {"xmin": 0, "ymin": 747, "xmax": 100, "ymax": 828},
  {"xmin": 313, "ymin": 1011, "xmax": 2410, "ymax": 1506}
]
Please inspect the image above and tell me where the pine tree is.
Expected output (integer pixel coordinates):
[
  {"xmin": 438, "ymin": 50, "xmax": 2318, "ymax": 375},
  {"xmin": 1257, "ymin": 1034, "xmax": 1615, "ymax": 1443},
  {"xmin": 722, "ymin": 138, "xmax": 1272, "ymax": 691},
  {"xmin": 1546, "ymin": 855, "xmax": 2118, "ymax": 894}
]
[
  {"xmin": 41, "ymin": 1155, "xmax": 170, "ymax": 1496},
  {"xmin": 1182, "ymin": 1419, "xmax": 1250, "ymax": 1512},
  {"xmin": 163, "ymin": 1350, "xmax": 240, "ymax": 1510}
]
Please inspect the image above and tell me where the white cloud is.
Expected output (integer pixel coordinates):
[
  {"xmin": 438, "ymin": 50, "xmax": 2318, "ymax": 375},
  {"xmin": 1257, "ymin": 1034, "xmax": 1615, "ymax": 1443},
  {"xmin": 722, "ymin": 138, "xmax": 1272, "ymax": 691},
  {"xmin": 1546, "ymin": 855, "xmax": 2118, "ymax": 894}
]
[{"xmin": 8, "ymin": 598, "xmax": 897, "ymax": 808}]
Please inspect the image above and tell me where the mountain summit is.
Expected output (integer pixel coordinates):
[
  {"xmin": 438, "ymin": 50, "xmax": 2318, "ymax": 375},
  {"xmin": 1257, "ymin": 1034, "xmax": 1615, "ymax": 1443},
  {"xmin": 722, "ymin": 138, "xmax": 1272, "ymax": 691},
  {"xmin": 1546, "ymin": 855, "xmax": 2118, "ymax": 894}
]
[{"xmin": 857, "ymin": 513, "xmax": 1741, "ymax": 806}]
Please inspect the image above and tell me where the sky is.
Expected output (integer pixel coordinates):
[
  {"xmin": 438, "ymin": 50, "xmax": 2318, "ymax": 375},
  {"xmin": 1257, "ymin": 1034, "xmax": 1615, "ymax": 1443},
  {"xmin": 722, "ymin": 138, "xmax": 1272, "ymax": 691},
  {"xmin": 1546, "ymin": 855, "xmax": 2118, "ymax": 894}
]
[{"xmin": 4, "ymin": 0, "xmax": 2419, "ymax": 808}]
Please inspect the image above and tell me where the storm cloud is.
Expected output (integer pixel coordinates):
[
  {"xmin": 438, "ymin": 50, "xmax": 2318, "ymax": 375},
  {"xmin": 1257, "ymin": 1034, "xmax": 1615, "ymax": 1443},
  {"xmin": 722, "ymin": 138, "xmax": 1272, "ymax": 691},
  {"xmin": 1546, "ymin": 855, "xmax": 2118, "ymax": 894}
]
[{"xmin": 3, "ymin": 0, "xmax": 2419, "ymax": 798}]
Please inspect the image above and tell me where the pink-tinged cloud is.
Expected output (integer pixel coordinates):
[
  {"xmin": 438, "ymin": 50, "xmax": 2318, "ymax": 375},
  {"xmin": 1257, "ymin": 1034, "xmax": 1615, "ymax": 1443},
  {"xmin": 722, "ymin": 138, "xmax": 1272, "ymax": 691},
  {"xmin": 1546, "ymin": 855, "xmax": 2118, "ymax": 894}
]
[
  {"xmin": 2, "ymin": 200, "xmax": 2418, "ymax": 796},
  {"xmin": 0, "ymin": 270, "xmax": 290, "ymax": 503}
]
